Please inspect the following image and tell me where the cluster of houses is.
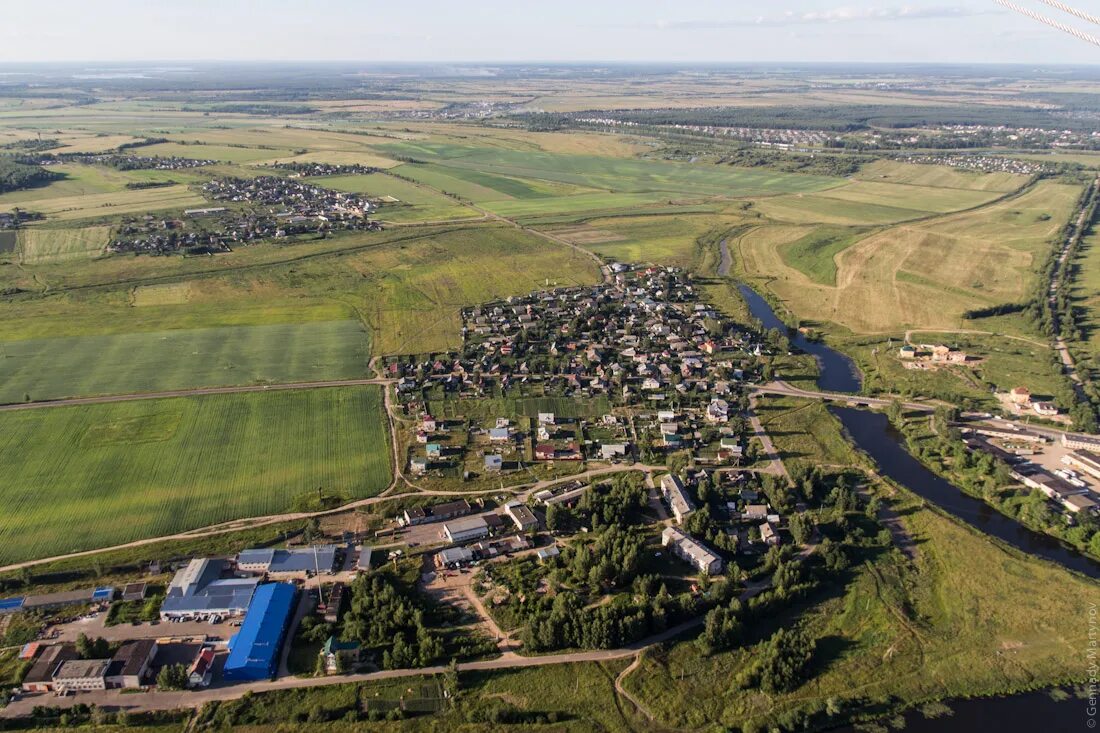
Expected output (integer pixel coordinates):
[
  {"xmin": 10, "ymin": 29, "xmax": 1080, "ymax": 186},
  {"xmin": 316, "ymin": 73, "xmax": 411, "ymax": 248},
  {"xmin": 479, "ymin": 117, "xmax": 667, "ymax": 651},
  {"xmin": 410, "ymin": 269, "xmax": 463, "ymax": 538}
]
[
  {"xmin": 200, "ymin": 175, "xmax": 373, "ymax": 216},
  {"xmin": 895, "ymin": 153, "xmax": 1048, "ymax": 175},
  {"xmin": 1002, "ymin": 386, "xmax": 1062, "ymax": 419},
  {"xmin": 574, "ymin": 117, "xmax": 837, "ymax": 149},
  {"xmin": 396, "ymin": 266, "xmax": 759, "ymax": 477},
  {"xmin": 20, "ymin": 151, "xmax": 217, "ymax": 171},
  {"xmin": 268, "ymin": 161, "xmax": 380, "ymax": 177},
  {"xmin": 897, "ymin": 342, "xmax": 973, "ymax": 370},
  {"xmin": 106, "ymin": 176, "xmax": 381, "ymax": 255},
  {"xmin": 457, "ymin": 265, "xmax": 755, "ymax": 403}
]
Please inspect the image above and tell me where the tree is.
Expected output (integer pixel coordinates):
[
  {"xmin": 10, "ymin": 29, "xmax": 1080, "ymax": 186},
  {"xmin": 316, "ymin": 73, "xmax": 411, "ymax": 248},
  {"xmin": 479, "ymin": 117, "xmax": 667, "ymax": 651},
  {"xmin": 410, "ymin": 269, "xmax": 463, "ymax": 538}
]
[
  {"xmin": 788, "ymin": 513, "xmax": 814, "ymax": 545},
  {"xmin": 75, "ymin": 633, "xmax": 109, "ymax": 660},
  {"xmin": 886, "ymin": 399, "xmax": 904, "ymax": 424},
  {"xmin": 545, "ymin": 503, "xmax": 572, "ymax": 534},
  {"xmin": 156, "ymin": 663, "xmax": 189, "ymax": 690}
]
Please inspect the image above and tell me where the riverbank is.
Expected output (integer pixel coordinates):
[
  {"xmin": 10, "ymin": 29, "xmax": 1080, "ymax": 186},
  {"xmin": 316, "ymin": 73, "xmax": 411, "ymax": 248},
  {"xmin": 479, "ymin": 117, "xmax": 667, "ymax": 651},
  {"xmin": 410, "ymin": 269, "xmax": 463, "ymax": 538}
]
[{"xmin": 891, "ymin": 407, "xmax": 1100, "ymax": 565}]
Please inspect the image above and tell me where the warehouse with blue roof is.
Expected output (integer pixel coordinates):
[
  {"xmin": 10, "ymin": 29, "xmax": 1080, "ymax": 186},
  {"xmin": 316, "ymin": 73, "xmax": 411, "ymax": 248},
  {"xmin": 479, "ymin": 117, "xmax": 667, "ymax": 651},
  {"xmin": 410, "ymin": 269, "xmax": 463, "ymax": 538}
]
[{"xmin": 223, "ymin": 582, "xmax": 297, "ymax": 681}]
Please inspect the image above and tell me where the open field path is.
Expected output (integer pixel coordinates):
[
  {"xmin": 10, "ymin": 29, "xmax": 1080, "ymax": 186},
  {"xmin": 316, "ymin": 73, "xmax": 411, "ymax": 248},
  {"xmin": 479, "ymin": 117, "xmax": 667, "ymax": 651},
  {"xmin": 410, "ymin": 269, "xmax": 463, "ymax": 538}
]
[
  {"xmin": 0, "ymin": 378, "xmax": 396, "ymax": 412},
  {"xmin": 378, "ymin": 171, "xmax": 612, "ymax": 283},
  {"xmin": 614, "ymin": 654, "xmax": 655, "ymax": 723},
  {"xmin": 747, "ymin": 394, "xmax": 791, "ymax": 481}
]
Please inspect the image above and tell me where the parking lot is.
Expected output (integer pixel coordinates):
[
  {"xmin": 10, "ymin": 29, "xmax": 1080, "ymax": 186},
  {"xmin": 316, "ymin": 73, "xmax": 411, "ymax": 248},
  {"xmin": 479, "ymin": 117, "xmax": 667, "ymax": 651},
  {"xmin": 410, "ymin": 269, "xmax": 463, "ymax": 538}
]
[{"xmin": 49, "ymin": 611, "xmax": 234, "ymax": 644}]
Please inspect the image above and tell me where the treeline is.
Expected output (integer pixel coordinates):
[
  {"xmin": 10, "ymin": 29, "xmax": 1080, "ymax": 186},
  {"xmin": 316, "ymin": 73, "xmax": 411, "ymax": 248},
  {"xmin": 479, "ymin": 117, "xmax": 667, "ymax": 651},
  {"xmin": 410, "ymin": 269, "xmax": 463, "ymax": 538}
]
[
  {"xmin": 340, "ymin": 573, "xmax": 445, "ymax": 669},
  {"xmin": 569, "ymin": 104, "xmax": 1100, "ymax": 133},
  {"xmin": 0, "ymin": 157, "xmax": 60, "ymax": 194}
]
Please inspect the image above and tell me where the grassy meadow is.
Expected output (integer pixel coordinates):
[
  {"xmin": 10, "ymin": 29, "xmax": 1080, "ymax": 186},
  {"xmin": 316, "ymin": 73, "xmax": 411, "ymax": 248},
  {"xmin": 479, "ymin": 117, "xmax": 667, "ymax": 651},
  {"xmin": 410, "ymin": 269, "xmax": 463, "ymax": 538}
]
[
  {"xmin": 0, "ymin": 386, "xmax": 392, "ymax": 564},
  {"xmin": 738, "ymin": 179, "xmax": 1081, "ymax": 333}
]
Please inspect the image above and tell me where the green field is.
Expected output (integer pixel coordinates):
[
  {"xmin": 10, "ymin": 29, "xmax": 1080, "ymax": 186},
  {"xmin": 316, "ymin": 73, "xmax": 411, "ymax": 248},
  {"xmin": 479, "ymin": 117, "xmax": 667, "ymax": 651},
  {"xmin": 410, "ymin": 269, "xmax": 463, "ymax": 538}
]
[
  {"xmin": 0, "ymin": 320, "xmax": 370, "ymax": 403},
  {"xmin": 545, "ymin": 212, "xmax": 738, "ymax": 266},
  {"xmin": 738, "ymin": 180, "xmax": 1081, "ymax": 333},
  {"xmin": 0, "ymin": 387, "xmax": 391, "ymax": 564},
  {"xmin": 778, "ymin": 225, "xmax": 871, "ymax": 286},
  {"xmin": 379, "ymin": 142, "xmax": 842, "ymax": 198}
]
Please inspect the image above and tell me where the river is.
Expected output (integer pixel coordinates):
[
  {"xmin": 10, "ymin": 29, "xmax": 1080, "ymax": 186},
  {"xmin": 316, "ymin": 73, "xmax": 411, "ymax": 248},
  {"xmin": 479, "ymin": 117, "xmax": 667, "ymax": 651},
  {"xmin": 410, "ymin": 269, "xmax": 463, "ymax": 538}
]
[
  {"xmin": 732, "ymin": 280, "xmax": 1097, "ymax": 726},
  {"xmin": 828, "ymin": 688, "xmax": 1086, "ymax": 733},
  {"xmin": 831, "ymin": 406, "xmax": 1100, "ymax": 578},
  {"xmin": 736, "ymin": 284, "xmax": 862, "ymax": 393}
]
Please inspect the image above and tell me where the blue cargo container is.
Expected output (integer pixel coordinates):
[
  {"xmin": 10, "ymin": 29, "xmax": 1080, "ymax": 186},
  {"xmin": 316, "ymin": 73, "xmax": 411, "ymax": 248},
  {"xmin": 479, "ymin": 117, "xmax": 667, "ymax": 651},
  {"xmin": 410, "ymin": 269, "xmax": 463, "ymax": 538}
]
[
  {"xmin": 0, "ymin": 596, "xmax": 26, "ymax": 614},
  {"xmin": 222, "ymin": 583, "xmax": 297, "ymax": 681}
]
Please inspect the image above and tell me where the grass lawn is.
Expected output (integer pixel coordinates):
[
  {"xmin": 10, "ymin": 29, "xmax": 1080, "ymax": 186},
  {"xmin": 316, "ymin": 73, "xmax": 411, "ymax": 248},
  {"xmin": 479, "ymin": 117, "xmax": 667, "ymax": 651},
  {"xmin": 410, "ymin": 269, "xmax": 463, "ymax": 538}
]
[
  {"xmin": 0, "ymin": 386, "xmax": 392, "ymax": 564},
  {"xmin": 754, "ymin": 395, "xmax": 863, "ymax": 473},
  {"xmin": 0, "ymin": 320, "xmax": 370, "ymax": 403}
]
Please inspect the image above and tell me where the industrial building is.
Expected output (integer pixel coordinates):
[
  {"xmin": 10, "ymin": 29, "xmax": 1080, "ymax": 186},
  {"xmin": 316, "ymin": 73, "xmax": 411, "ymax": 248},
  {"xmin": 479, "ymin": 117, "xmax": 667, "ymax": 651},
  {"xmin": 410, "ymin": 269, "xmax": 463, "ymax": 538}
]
[
  {"xmin": 160, "ymin": 558, "xmax": 259, "ymax": 620},
  {"xmin": 442, "ymin": 515, "xmax": 490, "ymax": 544},
  {"xmin": 223, "ymin": 583, "xmax": 297, "ymax": 681},
  {"xmin": 402, "ymin": 499, "xmax": 472, "ymax": 526},
  {"xmin": 21, "ymin": 644, "xmax": 78, "ymax": 692},
  {"xmin": 0, "ymin": 586, "xmax": 115, "ymax": 616},
  {"xmin": 106, "ymin": 639, "xmax": 157, "ymax": 688},
  {"xmin": 236, "ymin": 546, "xmax": 338, "ymax": 575},
  {"xmin": 503, "ymin": 500, "xmax": 539, "ymax": 532},
  {"xmin": 53, "ymin": 659, "xmax": 110, "ymax": 693}
]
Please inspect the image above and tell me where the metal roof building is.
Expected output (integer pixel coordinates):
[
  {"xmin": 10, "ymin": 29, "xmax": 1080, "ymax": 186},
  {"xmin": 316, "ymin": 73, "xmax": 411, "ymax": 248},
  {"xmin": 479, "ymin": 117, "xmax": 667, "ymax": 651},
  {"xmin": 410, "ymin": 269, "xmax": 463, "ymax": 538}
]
[
  {"xmin": 160, "ymin": 559, "xmax": 259, "ymax": 620},
  {"xmin": 223, "ymin": 583, "xmax": 297, "ymax": 682},
  {"xmin": 236, "ymin": 546, "xmax": 338, "ymax": 574}
]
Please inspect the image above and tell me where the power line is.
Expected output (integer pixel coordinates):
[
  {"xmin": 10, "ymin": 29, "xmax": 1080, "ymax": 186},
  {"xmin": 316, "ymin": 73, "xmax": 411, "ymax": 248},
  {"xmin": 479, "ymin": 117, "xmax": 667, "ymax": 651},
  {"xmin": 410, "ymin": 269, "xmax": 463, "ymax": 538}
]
[
  {"xmin": 1035, "ymin": 0, "xmax": 1100, "ymax": 27},
  {"xmin": 995, "ymin": 0, "xmax": 1100, "ymax": 47}
]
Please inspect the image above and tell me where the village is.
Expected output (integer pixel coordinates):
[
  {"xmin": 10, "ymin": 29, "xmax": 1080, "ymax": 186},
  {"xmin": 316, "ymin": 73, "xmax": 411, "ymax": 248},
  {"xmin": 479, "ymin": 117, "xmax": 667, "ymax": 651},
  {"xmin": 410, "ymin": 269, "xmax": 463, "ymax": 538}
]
[
  {"xmin": 384, "ymin": 265, "xmax": 770, "ymax": 483},
  {"xmin": 106, "ymin": 175, "xmax": 381, "ymax": 255},
  {"xmin": 0, "ymin": 264, "xmax": 803, "ymax": 711}
]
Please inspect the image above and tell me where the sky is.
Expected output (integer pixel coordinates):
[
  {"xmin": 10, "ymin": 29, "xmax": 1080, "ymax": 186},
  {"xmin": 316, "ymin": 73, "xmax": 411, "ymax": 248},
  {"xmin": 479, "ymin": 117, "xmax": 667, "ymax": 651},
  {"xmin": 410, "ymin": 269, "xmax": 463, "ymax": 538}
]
[{"xmin": 1, "ymin": 0, "xmax": 1098, "ymax": 65}]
